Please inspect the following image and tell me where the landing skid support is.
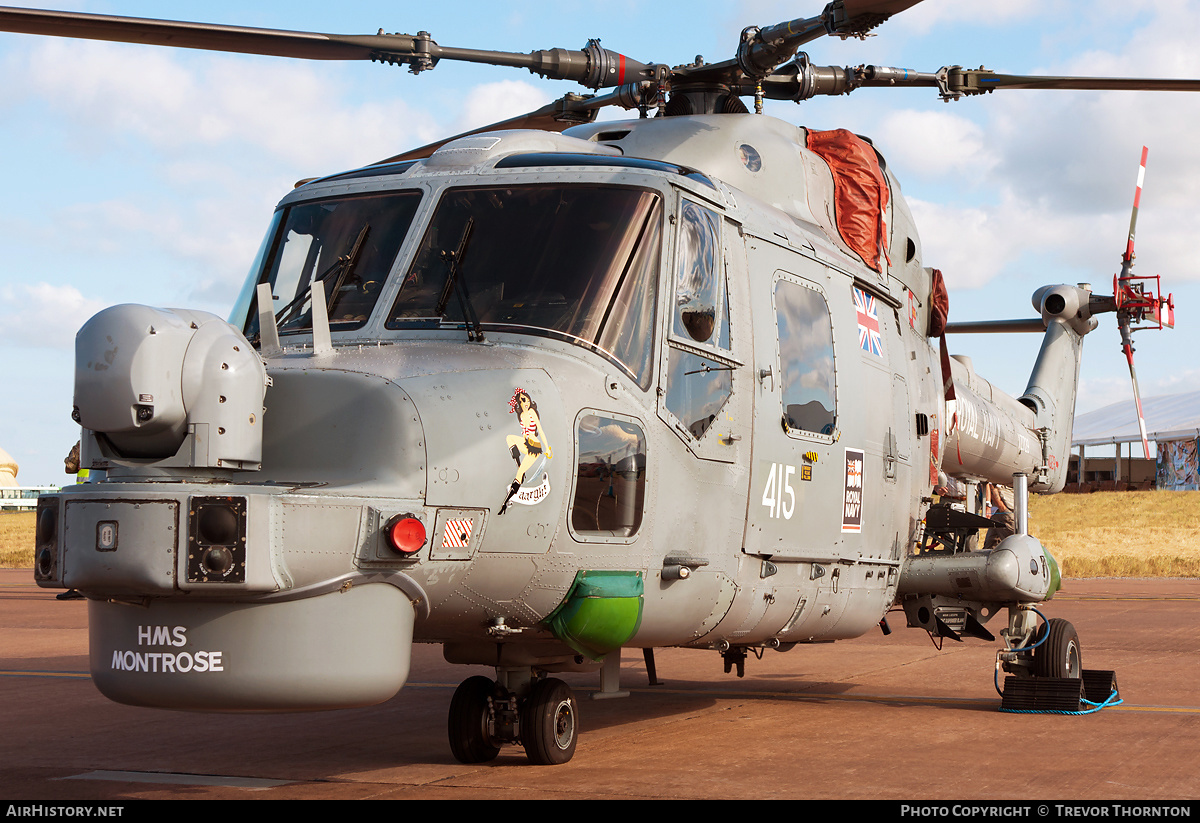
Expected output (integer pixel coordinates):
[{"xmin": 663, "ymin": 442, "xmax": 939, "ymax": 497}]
[{"xmin": 593, "ymin": 647, "xmax": 629, "ymax": 699}]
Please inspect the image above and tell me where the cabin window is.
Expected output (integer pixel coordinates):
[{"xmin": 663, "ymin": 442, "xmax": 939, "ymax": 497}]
[
  {"xmin": 672, "ymin": 199, "xmax": 724, "ymax": 345},
  {"xmin": 775, "ymin": 279, "xmax": 836, "ymax": 435},
  {"xmin": 570, "ymin": 414, "xmax": 647, "ymax": 539},
  {"xmin": 663, "ymin": 349, "xmax": 733, "ymax": 440},
  {"xmin": 661, "ymin": 198, "xmax": 736, "ymax": 443},
  {"xmin": 387, "ymin": 185, "xmax": 661, "ymax": 387},
  {"xmin": 238, "ymin": 190, "xmax": 424, "ymax": 338}
]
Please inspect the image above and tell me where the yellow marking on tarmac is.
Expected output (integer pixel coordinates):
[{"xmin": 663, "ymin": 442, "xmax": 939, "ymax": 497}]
[
  {"xmin": 627, "ymin": 686, "xmax": 994, "ymax": 707},
  {"xmin": 1, "ymin": 670, "xmax": 90, "ymax": 679},
  {"xmin": 1106, "ymin": 704, "xmax": 1200, "ymax": 714},
  {"xmin": 1056, "ymin": 595, "xmax": 1200, "ymax": 601},
  {"xmin": 621, "ymin": 686, "xmax": 1200, "ymax": 715}
]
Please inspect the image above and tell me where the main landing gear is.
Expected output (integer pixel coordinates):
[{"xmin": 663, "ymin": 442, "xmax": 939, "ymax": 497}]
[{"xmin": 448, "ymin": 672, "xmax": 579, "ymax": 765}]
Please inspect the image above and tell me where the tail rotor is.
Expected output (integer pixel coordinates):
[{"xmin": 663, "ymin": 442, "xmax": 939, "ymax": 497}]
[{"xmin": 1109, "ymin": 146, "xmax": 1174, "ymax": 459}]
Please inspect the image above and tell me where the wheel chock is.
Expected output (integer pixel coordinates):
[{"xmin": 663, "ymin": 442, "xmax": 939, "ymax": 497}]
[
  {"xmin": 1082, "ymin": 669, "xmax": 1119, "ymax": 704},
  {"xmin": 1001, "ymin": 676, "xmax": 1084, "ymax": 712},
  {"xmin": 1000, "ymin": 669, "xmax": 1120, "ymax": 713}
]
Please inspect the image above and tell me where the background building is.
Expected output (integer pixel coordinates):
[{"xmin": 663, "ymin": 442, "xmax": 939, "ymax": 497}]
[{"xmin": 1071, "ymin": 390, "xmax": 1200, "ymax": 490}]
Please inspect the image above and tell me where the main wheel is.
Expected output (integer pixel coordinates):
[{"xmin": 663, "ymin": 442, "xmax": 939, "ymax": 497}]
[
  {"xmin": 521, "ymin": 678, "xmax": 578, "ymax": 765},
  {"xmin": 1033, "ymin": 618, "xmax": 1082, "ymax": 678},
  {"xmin": 448, "ymin": 676, "xmax": 501, "ymax": 763}
]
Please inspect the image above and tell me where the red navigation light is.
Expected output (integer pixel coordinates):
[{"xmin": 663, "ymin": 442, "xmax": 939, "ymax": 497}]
[{"xmin": 385, "ymin": 516, "xmax": 426, "ymax": 555}]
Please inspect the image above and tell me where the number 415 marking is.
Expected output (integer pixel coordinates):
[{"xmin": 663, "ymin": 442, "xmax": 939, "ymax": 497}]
[{"xmin": 761, "ymin": 463, "xmax": 796, "ymax": 520}]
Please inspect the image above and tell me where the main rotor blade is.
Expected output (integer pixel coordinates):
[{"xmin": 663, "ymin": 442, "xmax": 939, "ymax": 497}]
[
  {"xmin": 949, "ymin": 69, "xmax": 1200, "ymax": 95},
  {"xmin": 0, "ymin": 6, "xmax": 652, "ymax": 88},
  {"xmin": 758, "ymin": 0, "xmax": 924, "ymax": 47},
  {"xmin": 733, "ymin": 0, "xmax": 923, "ymax": 79},
  {"xmin": 776, "ymin": 61, "xmax": 1200, "ymax": 101},
  {"xmin": 376, "ymin": 96, "xmax": 601, "ymax": 163},
  {"xmin": 0, "ymin": 6, "xmax": 395, "ymax": 60}
]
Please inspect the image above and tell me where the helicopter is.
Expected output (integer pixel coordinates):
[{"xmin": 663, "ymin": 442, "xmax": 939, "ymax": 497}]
[{"xmin": 11, "ymin": 1, "xmax": 1187, "ymax": 765}]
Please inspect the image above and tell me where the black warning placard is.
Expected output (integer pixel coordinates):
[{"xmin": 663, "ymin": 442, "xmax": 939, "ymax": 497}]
[{"xmin": 841, "ymin": 447, "xmax": 864, "ymax": 534}]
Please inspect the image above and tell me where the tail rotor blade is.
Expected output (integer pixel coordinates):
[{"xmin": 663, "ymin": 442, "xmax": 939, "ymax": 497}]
[
  {"xmin": 1120, "ymin": 316, "xmax": 1152, "ymax": 459},
  {"xmin": 1117, "ymin": 147, "xmax": 1153, "ymax": 460},
  {"xmin": 1122, "ymin": 146, "xmax": 1148, "ymax": 272}
]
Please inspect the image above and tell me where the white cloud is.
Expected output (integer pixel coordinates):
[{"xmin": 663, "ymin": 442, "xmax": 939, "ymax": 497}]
[
  {"xmin": 7, "ymin": 39, "xmax": 442, "ymax": 169},
  {"xmin": 878, "ymin": 1, "xmax": 1200, "ymax": 290},
  {"xmin": 0, "ymin": 283, "xmax": 107, "ymax": 349},
  {"xmin": 907, "ymin": 192, "xmax": 1127, "ymax": 289},
  {"xmin": 877, "ymin": 108, "xmax": 993, "ymax": 178},
  {"xmin": 892, "ymin": 0, "xmax": 1048, "ymax": 35},
  {"xmin": 452, "ymin": 80, "xmax": 555, "ymax": 134}
]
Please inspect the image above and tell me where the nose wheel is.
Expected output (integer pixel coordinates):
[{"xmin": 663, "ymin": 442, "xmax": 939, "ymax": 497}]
[
  {"xmin": 1033, "ymin": 618, "xmax": 1082, "ymax": 679},
  {"xmin": 998, "ymin": 615, "xmax": 1111, "ymax": 713}
]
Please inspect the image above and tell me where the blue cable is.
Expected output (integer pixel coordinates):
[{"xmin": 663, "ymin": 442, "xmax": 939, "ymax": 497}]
[
  {"xmin": 998, "ymin": 688, "xmax": 1123, "ymax": 715},
  {"xmin": 992, "ymin": 608, "xmax": 1122, "ymax": 713}
]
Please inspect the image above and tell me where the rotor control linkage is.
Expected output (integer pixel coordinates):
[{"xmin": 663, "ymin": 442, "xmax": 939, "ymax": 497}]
[{"xmin": 372, "ymin": 35, "xmax": 655, "ymax": 90}]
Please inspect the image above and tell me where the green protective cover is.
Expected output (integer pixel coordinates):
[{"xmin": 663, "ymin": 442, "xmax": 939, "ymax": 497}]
[
  {"xmin": 1043, "ymin": 548, "xmax": 1062, "ymax": 600},
  {"xmin": 545, "ymin": 570, "xmax": 644, "ymax": 660}
]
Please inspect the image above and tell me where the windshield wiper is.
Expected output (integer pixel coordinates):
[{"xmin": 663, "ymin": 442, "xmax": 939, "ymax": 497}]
[
  {"xmin": 275, "ymin": 223, "xmax": 370, "ymax": 328},
  {"xmin": 434, "ymin": 217, "xmax": 485, "ymax": 342}
]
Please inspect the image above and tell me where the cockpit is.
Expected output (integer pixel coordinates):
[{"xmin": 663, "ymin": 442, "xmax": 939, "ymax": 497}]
[{"xmin": 232, "ymin": 180, "xmax": 663, "ymax": 386}]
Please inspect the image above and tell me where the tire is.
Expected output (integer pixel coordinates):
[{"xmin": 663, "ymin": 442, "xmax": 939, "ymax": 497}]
[
  {"xmin": 1034, "ymin": 618, "xmax": 1082, "ymax": 679},
  {"xmin": 448, "ymin": 676, "xmax": 501, "ymax": 763},
  {"xmin": 521, "ymin": 678, "xmax": 578, "ymax": 765}
]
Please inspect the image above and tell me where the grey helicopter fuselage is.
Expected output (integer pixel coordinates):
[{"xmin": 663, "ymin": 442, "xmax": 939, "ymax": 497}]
[{"xmin": 37, "ymin": 111, "xmax": 1071, "ymax": 713}]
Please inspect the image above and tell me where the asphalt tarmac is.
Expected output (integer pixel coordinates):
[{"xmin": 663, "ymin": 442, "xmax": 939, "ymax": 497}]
[{"xmin": 2, "ymin": 569, "xmax": 1197, "ymax": 801}]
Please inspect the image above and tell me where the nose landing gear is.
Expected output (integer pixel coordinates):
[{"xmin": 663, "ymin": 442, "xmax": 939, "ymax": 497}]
[
  {"xmin": 998, "ymin": 611, "xmax": 1118, "ymax": 713},
  {"xmin": 1033, "ymin": 617, "xmax": 1082, "ymax": 679}
]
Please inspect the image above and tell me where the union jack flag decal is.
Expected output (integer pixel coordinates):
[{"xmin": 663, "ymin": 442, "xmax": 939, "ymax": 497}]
[{"xmin": 854, "ymin": 287, "xmax": 884, "ymax": 358}]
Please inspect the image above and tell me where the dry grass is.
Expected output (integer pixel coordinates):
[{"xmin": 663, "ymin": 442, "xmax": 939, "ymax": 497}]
[
  {"xmin": 3, "ymin": 492, "xmax": 1197, "ymax": 577},
  {"xmin": 1029, "ymin": 490, "xmax": 1200, "ymax": 578},
  {"xmin": 0, "ymin": 511, "xmax": 35, "ymax": 568}
]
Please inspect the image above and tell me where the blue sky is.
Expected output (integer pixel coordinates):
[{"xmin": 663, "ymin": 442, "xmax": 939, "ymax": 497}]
[{"xmin": 2, "ymin": 0, "xmax": 1199, "ymax": 483}]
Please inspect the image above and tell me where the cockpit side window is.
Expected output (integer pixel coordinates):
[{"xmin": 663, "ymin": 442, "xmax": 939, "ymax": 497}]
[{"xmin": 775, "ymin": 279, "xmax": 836, "ymax": 435}]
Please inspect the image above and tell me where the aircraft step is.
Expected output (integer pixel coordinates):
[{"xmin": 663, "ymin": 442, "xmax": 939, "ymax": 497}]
[{"xmin": 934, "ymin": 608, "xmax": 967, "ymax": 634}]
